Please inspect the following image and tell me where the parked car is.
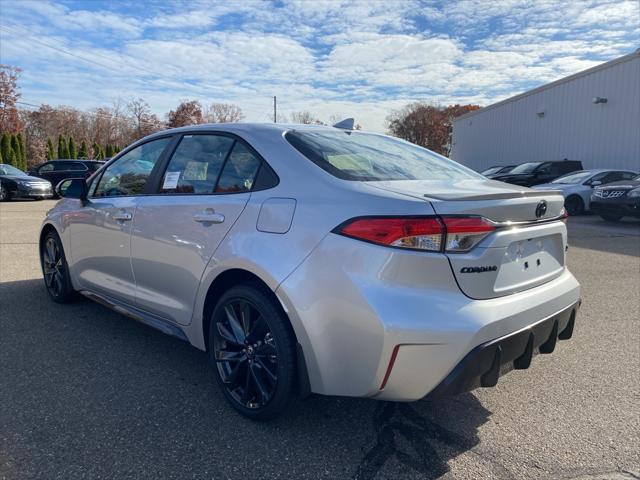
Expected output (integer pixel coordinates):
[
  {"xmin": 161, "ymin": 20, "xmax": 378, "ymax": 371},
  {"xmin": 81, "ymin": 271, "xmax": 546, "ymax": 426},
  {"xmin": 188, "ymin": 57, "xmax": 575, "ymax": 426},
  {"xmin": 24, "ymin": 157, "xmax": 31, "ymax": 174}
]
[
  {"xmin": 29, "ymin": 160, "xmax": 105, "ymax": 194},
  {"xmin": 491, "ymin": 160, "xmax": 583, "ymax": 187},
  {"xmin": 0, "ymin": 163, "xmax": 53, "ymax": 201},
  {"xmin": 590, "ymin": 175, "xmax": 640, "ymax": 222},
  {"xmin": 481, "ymin": 165, "xmax": 515, "ymax": 176},
  {"xmin": 39, "ymin": 123, "xmax": 580, "ymax": 420},
  {"xmin": 532, "ymin": 169, "xmax": 638, "ymax": 215}
]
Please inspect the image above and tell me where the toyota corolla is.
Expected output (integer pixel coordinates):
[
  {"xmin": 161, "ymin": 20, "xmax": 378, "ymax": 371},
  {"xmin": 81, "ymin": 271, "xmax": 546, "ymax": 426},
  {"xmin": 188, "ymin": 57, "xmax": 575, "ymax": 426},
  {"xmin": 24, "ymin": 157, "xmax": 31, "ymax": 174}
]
[{"xmin": 39, "ymin": 122, "xmax": 580, "ymax": 420}]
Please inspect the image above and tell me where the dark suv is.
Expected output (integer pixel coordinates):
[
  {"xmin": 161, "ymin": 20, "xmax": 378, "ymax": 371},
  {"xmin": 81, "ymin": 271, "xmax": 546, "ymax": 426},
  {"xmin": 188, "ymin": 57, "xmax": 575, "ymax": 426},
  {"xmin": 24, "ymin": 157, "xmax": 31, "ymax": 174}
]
[
  {"xmin": 491, "ymin": 160, "xmax": 583, "ymax": 187},
  {"xmin": 590, "ymin": 175, "xmax": 640, "ymax": 222},
  {"xmin": 29, "ymin": 160, "xmax": 105, "ymax": 191}
]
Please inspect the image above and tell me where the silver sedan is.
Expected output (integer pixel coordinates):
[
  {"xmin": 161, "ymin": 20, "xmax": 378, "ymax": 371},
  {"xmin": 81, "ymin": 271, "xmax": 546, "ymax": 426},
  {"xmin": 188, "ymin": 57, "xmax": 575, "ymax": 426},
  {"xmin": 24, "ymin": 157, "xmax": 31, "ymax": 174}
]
[
  {"xmin": 40, "ymin": 123, "xmax": 581, "ymax": 419},
  {"xmin": 532, "ymin": 169, "xmax": 638, "ymax": 215}
]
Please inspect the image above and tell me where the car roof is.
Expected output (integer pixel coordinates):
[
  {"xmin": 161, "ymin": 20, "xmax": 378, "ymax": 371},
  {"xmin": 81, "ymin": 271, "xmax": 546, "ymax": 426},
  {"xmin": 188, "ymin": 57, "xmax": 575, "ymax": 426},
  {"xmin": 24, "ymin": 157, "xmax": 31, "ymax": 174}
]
[{"xmin": 143, "ymin": 122, "xmax": 350, "ymax": 141}]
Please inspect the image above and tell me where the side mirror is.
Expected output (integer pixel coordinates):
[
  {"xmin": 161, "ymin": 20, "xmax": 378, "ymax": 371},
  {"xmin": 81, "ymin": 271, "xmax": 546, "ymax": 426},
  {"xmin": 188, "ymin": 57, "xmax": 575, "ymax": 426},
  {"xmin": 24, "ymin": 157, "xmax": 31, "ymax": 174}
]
[
  {"xmin": 590, "ymin": 180, "xmax": 602, "ymax": 187},
  {"xmin": 56, "ymin": 178, "xmax": 88, "ymax": 200}
]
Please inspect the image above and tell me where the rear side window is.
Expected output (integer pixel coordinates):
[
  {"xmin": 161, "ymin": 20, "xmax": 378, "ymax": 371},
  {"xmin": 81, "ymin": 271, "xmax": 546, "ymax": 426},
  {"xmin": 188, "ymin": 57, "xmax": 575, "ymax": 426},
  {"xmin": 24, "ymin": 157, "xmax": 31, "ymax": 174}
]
[
  {"xmin": 160, "ymin": 135, "xmax": 234, "ymax": 194},
  {"xmin": 215, "ymin": 142, "xmax": 261, "ymax": 193},
  {"xmin": 38, "ymin": 163, "xmax": 54, "ymax": 173},
  {"xmin": 285, "ymin": 130, "xmax": 480, "ymax": 181}
]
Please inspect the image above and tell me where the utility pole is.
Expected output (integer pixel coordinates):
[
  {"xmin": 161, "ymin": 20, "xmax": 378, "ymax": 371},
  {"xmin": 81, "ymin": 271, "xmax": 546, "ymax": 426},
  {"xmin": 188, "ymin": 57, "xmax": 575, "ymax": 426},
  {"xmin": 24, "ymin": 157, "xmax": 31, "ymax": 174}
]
[{"xmin": 273, "ymin": 96, "xmax": 277, "ymax": 123}]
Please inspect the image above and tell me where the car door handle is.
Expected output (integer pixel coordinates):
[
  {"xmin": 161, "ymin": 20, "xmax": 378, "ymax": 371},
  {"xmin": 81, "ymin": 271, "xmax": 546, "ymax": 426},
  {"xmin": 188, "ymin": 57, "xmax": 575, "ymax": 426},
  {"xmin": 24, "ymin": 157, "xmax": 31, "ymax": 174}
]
[
  {"xmin": 113, "ymin": 212, "xmax": 133, "ymax": 221},
  {"xmin": 193, "ymin": 210, "xmax": 225, "ymax": 224}
]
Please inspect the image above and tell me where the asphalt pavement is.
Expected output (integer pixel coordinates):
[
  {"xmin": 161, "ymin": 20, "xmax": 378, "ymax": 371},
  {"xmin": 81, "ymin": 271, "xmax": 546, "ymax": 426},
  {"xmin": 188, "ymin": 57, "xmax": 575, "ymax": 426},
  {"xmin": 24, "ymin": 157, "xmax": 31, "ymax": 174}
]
[{"xmin": 1, "ymin": 200, "xmax": 639, "ymax": 480}]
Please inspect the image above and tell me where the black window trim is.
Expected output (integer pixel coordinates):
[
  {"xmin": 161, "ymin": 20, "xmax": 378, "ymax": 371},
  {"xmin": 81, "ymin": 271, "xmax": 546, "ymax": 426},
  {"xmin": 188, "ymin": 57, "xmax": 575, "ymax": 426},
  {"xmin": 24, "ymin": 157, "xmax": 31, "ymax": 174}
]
[{"xmin": 147, "ymin": 130, "xmax": 280, "ymax": 197}]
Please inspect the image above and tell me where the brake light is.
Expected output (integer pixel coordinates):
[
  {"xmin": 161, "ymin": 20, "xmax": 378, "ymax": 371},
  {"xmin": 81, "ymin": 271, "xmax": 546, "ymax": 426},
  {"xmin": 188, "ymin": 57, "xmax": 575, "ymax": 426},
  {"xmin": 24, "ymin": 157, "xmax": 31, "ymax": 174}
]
[
  {"xmin": 560, "ymin": 207, "xmax": 569, "ymax": 223},
  {"xmin": 334, "ymin": 215, "xmax": 496, "ymax": 253},
  {"xmin": 336, "ymin": 217, "xmax": 443, "ymax": 251},
  {"xmin": 441, "ymin": 216, "xmax": 496, "ymax": 252}
]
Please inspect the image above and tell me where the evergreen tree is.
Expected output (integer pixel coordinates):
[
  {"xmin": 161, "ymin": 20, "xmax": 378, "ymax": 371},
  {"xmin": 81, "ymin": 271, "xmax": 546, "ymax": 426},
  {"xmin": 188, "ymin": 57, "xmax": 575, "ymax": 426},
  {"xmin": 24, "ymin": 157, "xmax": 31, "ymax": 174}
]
[
  {"xmin": 10, "ymin": 135, "xmax": 21, "ymax": 169},
  {"xmin": 7, "ymin": 142, "xmax": 18, "ymax": 167},
  {"xmin": 1, "ymin": 134, "xmax": 11, "ymax": 163},
  {"xmin": 68, "ymin": 136, "xmax": 77, "ymax": 159},
  {"xmin": 105, "ymin": 144, "xmax": 113, "ymax": 157},
  {"xmin": 78, "ymin": 140, "xmax": 88, "ymax": 159},
  {"xmin": 58, "ymin": 134, "xmax": 69, "ymax": 159},
  {"xmin": 16, "ymin": 133, "xmax": 26, "ymax": 170},
  {"xmin": 91, "ymin": 142, "xmax": 100, "ymax": 159},
  {"xmin": 46, "ymin": 137, "xmax": 55, "ymax": 160}
]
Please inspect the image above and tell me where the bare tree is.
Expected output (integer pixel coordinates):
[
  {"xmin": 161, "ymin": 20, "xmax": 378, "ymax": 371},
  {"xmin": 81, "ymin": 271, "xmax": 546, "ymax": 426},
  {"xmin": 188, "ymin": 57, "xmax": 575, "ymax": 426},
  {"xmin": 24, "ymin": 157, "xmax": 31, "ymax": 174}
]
[
  {"xmin": 167, "ymin": 100, "xmax": 205, "ymax": 128},
  {"xmin": 127, "ymin": 97, "xmax": 163, "ymax": 138},
  {"xmin": 0, "ymin": 65, "xmax": 24, "ymax": 133},
  {"xmin": 290, "ymin": 111, "xmax": 324, "ymax": 125},
  {"xmin": 205, "ymin": 103, "xmax": 244, "ymax": 123}
]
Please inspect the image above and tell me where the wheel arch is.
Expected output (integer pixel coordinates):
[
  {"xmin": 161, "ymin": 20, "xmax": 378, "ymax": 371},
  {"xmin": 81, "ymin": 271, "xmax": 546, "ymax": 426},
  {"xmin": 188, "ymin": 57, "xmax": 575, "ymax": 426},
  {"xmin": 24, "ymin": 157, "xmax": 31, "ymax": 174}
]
[
  {"xmin": 39, "ymin": 223, "xmax": 59, "ymax": 255},
  {"xmin": 200, "ymin": 267, "xmax": 312, "ymax": 397}
]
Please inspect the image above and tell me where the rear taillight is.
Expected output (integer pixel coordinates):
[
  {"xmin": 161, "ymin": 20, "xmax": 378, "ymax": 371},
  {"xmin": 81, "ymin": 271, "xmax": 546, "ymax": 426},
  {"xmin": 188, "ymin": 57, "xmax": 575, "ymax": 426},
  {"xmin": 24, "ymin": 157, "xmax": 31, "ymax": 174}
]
[
  {"xmin": 441, "ymin": 216, "xmax": 496, "ymax": 252},
  {"xmin": 335, "ymin": 217, "xmax": 444, "ymax": 252},
  {"xmin": 560, "ymin": 207, "xmax": 569, "ymax": 223},
  {"xmin": 334, "ymin": 215, "xmax": 496, "ymax": 253}
]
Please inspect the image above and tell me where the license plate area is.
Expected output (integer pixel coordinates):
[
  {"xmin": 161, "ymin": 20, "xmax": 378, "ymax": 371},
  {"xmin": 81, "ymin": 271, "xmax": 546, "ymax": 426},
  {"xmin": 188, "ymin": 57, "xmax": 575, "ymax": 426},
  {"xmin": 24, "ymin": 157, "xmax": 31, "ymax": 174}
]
[{"xmin": 494, "ymin": 234, "xmax": 564, "ymax": 293}]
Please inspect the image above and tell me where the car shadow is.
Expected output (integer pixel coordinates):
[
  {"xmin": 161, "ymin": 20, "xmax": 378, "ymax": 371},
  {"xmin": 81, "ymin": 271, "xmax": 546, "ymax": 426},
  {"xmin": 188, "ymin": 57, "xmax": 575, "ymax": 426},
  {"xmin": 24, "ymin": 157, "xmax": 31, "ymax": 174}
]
[{"xmin": 0, "ymin": 278, "xmax": 494, "ymax": 480}]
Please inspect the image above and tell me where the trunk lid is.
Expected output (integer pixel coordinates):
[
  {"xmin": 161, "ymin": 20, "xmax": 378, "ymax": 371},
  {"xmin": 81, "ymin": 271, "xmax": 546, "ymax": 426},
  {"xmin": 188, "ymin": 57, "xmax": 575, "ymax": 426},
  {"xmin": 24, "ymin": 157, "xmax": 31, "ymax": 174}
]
[{"xmin": 367, "ymin": 179, "xmax": 567, "ymax": 299}]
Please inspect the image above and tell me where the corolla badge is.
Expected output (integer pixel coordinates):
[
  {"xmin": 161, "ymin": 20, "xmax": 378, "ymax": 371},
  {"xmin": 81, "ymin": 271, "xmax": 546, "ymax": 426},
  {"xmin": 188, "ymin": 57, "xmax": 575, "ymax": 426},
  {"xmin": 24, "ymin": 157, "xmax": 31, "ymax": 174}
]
[
  {"xmin": 460, "ymin": 266, "xmax": 498, "ymax": 273},
  {"xmin": 535, "ymin": 200, "xmax": 547, "ymax": 218}
]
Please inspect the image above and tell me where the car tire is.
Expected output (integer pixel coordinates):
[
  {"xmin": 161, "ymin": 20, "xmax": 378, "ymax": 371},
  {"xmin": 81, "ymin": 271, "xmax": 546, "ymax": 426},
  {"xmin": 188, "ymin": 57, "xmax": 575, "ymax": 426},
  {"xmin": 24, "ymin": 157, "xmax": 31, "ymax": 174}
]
[
  {"xmin": 600, "ymin": 214, "xmax": 622, "ymax": 222},
  {"xmin": 209, "ymin": 283, "xmax": 297, "ymax": 420},
  {"xmin": 40, "ymin": 230, "xmax": 77, "ymax": 303},
  {"xmin": 0, "ymin": 184, "xmax": 10, "ymax": 202},
  {"xmin": 565, "ymin": 195, "xmax": 584, "ymax": 216}
]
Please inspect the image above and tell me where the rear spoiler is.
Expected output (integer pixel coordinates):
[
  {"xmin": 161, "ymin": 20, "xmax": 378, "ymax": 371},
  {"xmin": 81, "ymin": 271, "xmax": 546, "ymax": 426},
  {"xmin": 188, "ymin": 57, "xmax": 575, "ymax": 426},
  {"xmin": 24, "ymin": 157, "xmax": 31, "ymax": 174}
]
[{"xmin": 424, "ymin": 189, "xmax": 564, "ymax": 201}]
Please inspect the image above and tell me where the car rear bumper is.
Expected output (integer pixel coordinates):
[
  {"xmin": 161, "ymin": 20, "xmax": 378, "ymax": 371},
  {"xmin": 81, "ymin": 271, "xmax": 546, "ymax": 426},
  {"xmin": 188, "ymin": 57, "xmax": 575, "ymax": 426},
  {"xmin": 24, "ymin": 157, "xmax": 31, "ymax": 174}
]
[
  {"xmin": 277, "ymin": 233, "xmax": 581, "ymax": 401},
  {"xmin": 590, "ymin": 198, "xmax": 640, "ymax": 218},
  {"xmin": 425, "ymin": 301, "xmax": 579, "ymax": 399}
]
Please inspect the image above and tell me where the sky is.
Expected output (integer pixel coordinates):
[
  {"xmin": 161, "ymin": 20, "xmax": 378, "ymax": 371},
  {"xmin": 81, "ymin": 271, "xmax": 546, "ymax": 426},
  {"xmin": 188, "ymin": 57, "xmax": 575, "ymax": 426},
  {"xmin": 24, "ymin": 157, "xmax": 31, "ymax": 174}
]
[{"xmin": 0, "ymin": 0, "xmax": 638, "ymax": 131}]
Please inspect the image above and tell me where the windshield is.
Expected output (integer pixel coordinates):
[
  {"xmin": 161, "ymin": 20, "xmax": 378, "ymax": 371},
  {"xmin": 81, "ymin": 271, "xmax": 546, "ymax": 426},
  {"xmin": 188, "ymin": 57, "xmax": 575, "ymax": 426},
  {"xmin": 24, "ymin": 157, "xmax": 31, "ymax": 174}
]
[
  {"xmin": 509, "ymin": 162, "xmax": 541, "ymax": 174},
  {"xmin": 0, "ymin": 164, "xmax": 27, "ymax": 176},
  {"xmin": 481, "ymin": 167, "xmax": 501, "ymax": 175},
  {"xmin": 285, "ymin": 131, "xmax": 482, "ymax": 181},
  {"xmin": 551, "ymin": 171, "xmax": 592, "ymax": 184}
]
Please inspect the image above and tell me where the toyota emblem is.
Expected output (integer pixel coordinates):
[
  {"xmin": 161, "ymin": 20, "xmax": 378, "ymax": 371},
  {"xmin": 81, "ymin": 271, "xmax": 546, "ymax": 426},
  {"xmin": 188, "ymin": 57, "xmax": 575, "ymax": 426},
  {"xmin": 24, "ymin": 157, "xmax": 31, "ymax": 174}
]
[{"xmin": 535, "ymin": 200, "xmax": 547, "ymax": 218}]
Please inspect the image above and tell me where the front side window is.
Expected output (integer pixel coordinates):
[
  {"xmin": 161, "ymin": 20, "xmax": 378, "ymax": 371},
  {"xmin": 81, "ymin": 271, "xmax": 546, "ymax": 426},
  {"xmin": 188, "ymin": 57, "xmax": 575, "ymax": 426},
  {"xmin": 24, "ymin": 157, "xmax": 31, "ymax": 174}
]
[
  {"xmin": 160, "ymin": 134, "xmax": 235, "ymax": 194},
  {"xmin": 38, "ymin": 163, "xmax": 54, "ymax": 173},
  {"xmin": 285, "ymin": 130, "xmax": 480, "ymax": 181},
  {"xmin": 94, "ymin": 137, "xmax": 170, "ymax": 197}
]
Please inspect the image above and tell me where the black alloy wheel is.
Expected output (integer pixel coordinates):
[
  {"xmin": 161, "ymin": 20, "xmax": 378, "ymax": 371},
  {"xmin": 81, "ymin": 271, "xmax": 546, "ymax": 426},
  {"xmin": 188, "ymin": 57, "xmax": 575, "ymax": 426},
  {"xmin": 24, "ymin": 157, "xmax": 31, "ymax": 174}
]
[
  {"xmin": 564, "ymin": 195, "xmax": 584, "ymax": 216},
  {"xmin": 40, "ymin": 231, "xmax": 76, "ymax": 303},
  {"xmin": 210, "ymin": 284, "xmax": 297, "ymax": 420}
]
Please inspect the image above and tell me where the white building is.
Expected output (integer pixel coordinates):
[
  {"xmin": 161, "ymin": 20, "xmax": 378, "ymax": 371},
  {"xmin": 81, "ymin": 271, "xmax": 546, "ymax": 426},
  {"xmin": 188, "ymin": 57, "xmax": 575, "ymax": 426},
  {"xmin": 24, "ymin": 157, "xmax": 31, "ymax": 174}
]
[{"xmin": 451, "ymin": 49, "xmax": 640, "ymax": 173}]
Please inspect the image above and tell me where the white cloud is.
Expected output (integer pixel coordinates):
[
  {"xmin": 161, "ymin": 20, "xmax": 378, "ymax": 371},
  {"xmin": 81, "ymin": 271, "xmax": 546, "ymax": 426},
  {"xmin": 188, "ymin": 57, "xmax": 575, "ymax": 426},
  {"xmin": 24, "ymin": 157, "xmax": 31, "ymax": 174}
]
[{"xmin": 0, "ymin": 0, "xmax": 638, "ymax": 132}]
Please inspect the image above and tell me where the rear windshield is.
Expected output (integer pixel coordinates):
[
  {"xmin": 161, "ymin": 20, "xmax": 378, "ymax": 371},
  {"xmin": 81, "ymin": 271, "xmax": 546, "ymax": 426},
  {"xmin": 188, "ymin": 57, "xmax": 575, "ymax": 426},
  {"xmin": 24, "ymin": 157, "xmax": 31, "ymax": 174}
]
[{"xmin": 285, "ymin": 130, "xmax": 481, "ymax": 181}]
